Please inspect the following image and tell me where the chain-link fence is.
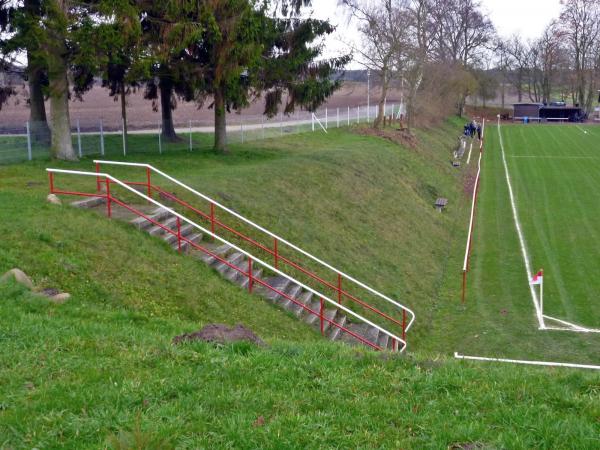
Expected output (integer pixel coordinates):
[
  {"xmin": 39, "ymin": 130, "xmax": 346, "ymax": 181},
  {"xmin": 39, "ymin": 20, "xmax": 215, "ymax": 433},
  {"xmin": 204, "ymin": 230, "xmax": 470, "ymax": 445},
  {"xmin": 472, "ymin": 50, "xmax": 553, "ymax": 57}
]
[{"xmin": 0, "ymin": 102, "xmax": 407, "ymax": 164}]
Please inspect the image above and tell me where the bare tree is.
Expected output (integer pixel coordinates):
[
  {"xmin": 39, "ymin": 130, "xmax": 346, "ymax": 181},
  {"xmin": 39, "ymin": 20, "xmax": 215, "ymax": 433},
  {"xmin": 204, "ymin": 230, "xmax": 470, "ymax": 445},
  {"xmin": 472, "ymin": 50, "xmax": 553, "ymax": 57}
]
[
  {"xmin": 559, "ymin": 0, "xmax": 600, "ymax": 111},
  {"xmin": 343, "ymin": 0, "xmax": 412, "ymax": 128}
]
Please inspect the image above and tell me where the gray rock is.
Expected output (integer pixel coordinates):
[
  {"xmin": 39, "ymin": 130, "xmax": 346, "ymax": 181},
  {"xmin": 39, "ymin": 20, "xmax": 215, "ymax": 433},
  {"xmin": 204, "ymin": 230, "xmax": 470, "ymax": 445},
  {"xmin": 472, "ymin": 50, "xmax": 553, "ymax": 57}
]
[
  {"xmin": 0, "ymin": 268, "xmax": 34, "ymax": 289},
  {"xmin": 46, "ymin": 194, "xmax": 62, "ymax": 205}
]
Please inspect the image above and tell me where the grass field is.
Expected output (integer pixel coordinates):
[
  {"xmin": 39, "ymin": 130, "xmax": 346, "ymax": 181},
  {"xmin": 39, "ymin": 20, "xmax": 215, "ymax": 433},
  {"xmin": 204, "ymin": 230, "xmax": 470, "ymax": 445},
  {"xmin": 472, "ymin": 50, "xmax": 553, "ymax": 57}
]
[
  {"xmin": 3, "ymin": 120, "xmax": 600, "ymax": 447},
  {"xmin": 441, "ymin": 123, "xmax": 600, "ymax": 365}
]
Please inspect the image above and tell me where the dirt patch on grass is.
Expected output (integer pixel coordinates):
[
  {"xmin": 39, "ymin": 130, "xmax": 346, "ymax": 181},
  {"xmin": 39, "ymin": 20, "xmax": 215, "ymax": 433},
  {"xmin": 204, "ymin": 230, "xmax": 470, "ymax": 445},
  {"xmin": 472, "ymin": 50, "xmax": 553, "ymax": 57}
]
[{"xmin": 173, "ymin": 323, "xmax": 266, "ymax": 347}]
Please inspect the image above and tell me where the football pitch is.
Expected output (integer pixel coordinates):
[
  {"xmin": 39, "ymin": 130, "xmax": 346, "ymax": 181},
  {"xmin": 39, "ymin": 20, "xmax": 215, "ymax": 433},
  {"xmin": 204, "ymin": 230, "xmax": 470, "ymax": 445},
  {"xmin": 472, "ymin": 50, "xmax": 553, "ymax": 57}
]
[{"xmin": 469, "ymin": 122, "xmax": 600, "ymax": 345}]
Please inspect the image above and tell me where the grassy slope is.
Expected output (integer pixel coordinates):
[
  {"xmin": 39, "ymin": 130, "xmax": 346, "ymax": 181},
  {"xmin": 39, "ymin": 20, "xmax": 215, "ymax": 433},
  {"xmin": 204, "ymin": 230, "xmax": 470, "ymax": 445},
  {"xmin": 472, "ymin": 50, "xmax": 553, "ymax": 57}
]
[
  {"xmin": 2, "ymin": 283, "xmax": 599, "ymax": 449},
  {"xmin": 440, "ymin": 123, "xmax": 600, "ymax": 364},
  {"xmin": 2, "ymin": 122, "xmax": 600, "ymax": 447}
]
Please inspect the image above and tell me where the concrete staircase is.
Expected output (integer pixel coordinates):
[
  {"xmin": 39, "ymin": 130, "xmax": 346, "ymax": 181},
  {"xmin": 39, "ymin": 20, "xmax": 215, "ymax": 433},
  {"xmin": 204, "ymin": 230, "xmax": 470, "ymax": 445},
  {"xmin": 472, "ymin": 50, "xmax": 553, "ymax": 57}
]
[{"xmin": 73, "ymin": 197, "xmax": 397, "ymax": 350}]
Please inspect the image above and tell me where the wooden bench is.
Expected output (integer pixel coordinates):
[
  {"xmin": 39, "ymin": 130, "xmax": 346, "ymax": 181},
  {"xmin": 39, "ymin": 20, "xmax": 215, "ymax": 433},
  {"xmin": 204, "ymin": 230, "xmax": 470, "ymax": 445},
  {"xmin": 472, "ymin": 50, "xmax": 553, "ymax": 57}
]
[{"xmin": 435, "ymin": 198, "xmax": 448, "ymax": 212}]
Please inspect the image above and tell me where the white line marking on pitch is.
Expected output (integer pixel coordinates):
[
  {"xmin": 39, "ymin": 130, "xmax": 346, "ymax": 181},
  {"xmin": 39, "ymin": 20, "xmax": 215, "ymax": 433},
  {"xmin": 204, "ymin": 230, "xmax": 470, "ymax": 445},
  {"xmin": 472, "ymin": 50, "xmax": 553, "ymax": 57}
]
[
  {"xmin": 466, "ymin": 140, "xmax": 474, "ymax": 164},
  {"xmin": 576, "ymin": 125, "xmax": 589, "ymax": 135},
  {"xmin": 497, "ymin": 122, "xmax": 545, "ymax": 328},
  {"xmin": 455, "ymin": 352, "xmax": 600, "ymax": 370},
  {"xmin": 509, "ymin": 155, "xmax": 600, "ymax": 159}
]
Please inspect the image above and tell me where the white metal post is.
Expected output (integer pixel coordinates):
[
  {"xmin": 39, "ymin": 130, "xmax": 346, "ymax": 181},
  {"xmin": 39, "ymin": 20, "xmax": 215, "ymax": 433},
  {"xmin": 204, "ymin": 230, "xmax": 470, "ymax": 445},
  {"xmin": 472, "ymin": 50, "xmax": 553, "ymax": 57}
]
[
  {"xmin": 26, "ymin": 121, "xmax": 32, "ymax": 161},
  {"xmin": 100, "ymin": 120, "xmax": 105, "ymax": 156},
  {"xmin": 77, "ymin": 119, "xmax": 82, "ymax": 157},
  {"xmin": 122, "ymin": 118, "xmax": 126, "ymax": 156},
  {"xmin": 158, "ymin": 121, "xmax": 162, "ymax": 154},
  {"xmin": 312, "ymin": 113, "xmax": 315, "ymax": 132},
  {"xmin": 357, "ymin": 106, "xmax": 360, "ymax": 124},
  {"xmin": 189, "ymin": 120, "xmax": 193, "ymax": 151}
]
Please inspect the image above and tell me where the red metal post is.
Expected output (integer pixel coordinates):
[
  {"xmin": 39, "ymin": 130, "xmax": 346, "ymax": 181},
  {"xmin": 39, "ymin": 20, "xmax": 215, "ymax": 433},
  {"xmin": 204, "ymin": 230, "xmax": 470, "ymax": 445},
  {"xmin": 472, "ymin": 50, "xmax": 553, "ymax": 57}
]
[
  {"xmin": 402, "ymin": 310, "xmax": 407, "ymax": 341},
  {"xmin": 105, "ymin": 177, "xmax": 112, "ymax": 218},
  {"xmin": 48, "ymin": 172, "xmax": 55, "ymax": 194},
  {"xmin": 210, "ymin": 202, "xmax": 215, "ymax": 242},
  {"xmin": 146, "ymin": 167, "xmax": 152, "ymax": 199},
  {"xmin": 320, "ymin": 298, "xmax": 324, "ymax": 336},
  {"xmin": 248, "ymin": 258, "xmax": 253, "ymax": 293},
  {"xmin": 274, "ymin": 238, "xmax": 279, "ymax": 269},
  {"xmin": 176, "ymin": 217, "xmax": 182, "ymax": 252},
  {"xmin": 95, "ymin": 162, "xmax": 101, "ymax": 192},
  {"xmin": 337, "ymin": 274, "xmax": 342, "ymax": 304},
  {"xmin": 392, "ymin": 339, "xmax": 397, "ymax": 352}
]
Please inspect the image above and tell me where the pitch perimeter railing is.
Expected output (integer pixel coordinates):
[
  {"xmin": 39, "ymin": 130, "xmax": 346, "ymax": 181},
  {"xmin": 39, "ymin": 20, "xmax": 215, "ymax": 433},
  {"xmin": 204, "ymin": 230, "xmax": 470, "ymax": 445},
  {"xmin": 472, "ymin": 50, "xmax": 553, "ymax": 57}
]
[
  {"xmin": 47, "ymin": 167, "xmax": 411, "ymax": 351},
  {"xmin": 93, "ymin": 160, "xmax": 416, "ymax": 345}
]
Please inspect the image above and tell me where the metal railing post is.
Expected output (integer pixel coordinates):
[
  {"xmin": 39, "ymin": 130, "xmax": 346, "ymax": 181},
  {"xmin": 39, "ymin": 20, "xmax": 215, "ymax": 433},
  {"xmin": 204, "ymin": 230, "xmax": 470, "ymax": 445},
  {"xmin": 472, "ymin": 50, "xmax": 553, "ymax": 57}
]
[
  {"xmin": 274, "ymin": 238, "xmax": 279, "ymax": 269},
  {"xmin": 248, "ymin": 258, "xmax": 253, "ymax": 293},
  {"xmin": 105, "ymin": 177, "xmax": 112, "ymax": 218},
  {"xmin": 176, "ymin": 216, "xmax": 182, "ymax": 252},
  {"xmin": 357, "ymin": 106, "xmax": 360, "ymax": 124},
  {"xmin": 96, "ymin": 162, "xmax": 101, "ymax": 192},
  {"xmin": 402, "ymin": 310, "xmax": 406, "ymax": 341},
  {"xmin": 100, "ymin": 120, "xmax": 105, "ymax": 156},
  {"xmin": 392, "ymin": 338, "xmax": 397, "ymax": 352},
  {"xmin": 48, "ymin": 172, "xmax": 55, "ymax": 193},
  {"xmin": 77, "ymin": 119, "xmax": 82, "ymax": 158},
  {"xmin": 320, "ymin": 298, "xmax": 324, "ymax": 336},
  {"xmin": 210, "ymin": 202, "xmax": 215, "ymax": 241},
  {"xmin": 337, "ymin": 273, "xmax": 342, "ymax": 304},
  {"xmin": 26, "ymin": 121, "xmax": 32, "ymax": 161},
  {"xmin": 146, "ymin": 166, "xmax": 152, "ymax": 199}
]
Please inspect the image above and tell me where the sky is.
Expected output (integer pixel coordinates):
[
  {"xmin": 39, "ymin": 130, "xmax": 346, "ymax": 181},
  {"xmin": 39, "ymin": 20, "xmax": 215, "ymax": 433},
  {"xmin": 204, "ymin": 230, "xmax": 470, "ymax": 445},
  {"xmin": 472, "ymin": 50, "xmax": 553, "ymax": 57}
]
[{"xmin": 310, "ymin": 0, "xmax": 564, "ymax": 67}]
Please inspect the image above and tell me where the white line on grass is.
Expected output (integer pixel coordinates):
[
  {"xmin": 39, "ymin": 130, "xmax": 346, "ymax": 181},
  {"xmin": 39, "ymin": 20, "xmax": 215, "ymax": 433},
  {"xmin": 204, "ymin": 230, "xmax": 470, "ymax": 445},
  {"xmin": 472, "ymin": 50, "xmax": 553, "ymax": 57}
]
[
  {"xmin": 466, "ymin": 140, "xmax": 474, "ymax": 164},
  {"xmin": 509, "ymin": 155, "xmax": 600, "ymax": 159},
  {"xmin": 576, "ymin": 125, "xmax": 589, "ymax": 135},
  {"xmin": 454, "ymin": 352, "xmax": 600, "ymax": 370},
  {"xmin": 497, "ymin": 121, "xmax": 545, "ymax": 328}
]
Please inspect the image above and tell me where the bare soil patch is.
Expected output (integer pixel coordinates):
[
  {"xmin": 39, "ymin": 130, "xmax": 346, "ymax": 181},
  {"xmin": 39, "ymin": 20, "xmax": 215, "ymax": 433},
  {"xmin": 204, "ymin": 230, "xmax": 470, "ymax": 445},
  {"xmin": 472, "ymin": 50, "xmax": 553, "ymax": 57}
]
[{"xmin": 173, "ymin": 323, "xmax": 266, "ymax": 347}]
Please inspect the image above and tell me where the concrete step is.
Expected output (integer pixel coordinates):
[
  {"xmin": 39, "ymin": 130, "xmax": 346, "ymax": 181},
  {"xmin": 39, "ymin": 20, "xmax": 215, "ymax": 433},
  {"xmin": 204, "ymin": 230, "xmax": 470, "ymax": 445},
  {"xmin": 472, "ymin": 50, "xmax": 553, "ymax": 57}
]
[
  {"xmin": 223, "ymin": 256, "xmax": 249, "ymax": 282},
  {"xmin": 340, "ymin": 323, "xmax": 382, "ymax": 349},
  {"xmin": 175, "ymin": 233, "xmax": 203, "ymax": 252},
  {"xmin": 327, "ymin": 313, "xmax": 347, "ymax": 341},
  {"xmin": 212, "ymin": 252, "xmax": 245, "ymax": 274},
  {"xmin": 377, "ymin": 330, "xmax": 390, "ymax": 350},
  {"xmin": 163, "ymin": 224, "xmax": 195, "ymax": 245},
  {"xmin": 192, "ymin": 243, "xmax": 232, "ymax": 264},
  {"xmin": 290, "ymin": 291, "xmax": 314, "ymax": 317},
  {"xmin": 235, "ymin": 269, "xmax": 264, "ymax": 289},
  {"xmin": 280, "ymin": 283, "xmax": 303, "ymax": 310},
  {"xmin": 256, "ymin": 276, "xmax": 291, "ymax": 302},
  {"xmin": 71, "ymin": 195, "xmax": 106, "ymax": 209},
  {"xmin": 130, "ymin": 208, "xmax": 172, "ymax": 229},
  {"xmin": 302, "ymin": 297, "xmax": 322, "ymax": 325},
  {"xmin": 147, "ymin": 216, "xmax": 178, "ymax": 236}
]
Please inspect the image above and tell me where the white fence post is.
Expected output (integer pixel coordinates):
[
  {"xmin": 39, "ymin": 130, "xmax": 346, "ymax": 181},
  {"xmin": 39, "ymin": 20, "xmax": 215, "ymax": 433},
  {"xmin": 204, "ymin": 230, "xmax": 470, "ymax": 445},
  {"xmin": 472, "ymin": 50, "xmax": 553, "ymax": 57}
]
[
  {"xmin": 77, "ymin": 119, "xmax": 82, "ymax": 158},
  {"xmin": 100, "ymin": 120, "xmax": 105, "ymax": 156},
  {"xmin": 325, "ymin": 108, "xmax": 328, "ymax": 129},
  {"xmin": 26, "ymin": 121, "xmax": 32, "ymax": 161},
  {"xmin": 347, "ymin": 106, "xmax": 350, "ymax": 126},
  {"xmin": 189, "ymin": 120, "xmax": 193, "ymax": 151},
  {"xmin": 158, "ymin": 121, "xmax": 162, "ymax": 154},
  {"xmin": 357, "ymin": 106, "xmax": 360, "ymax": 124},
  {"xmin": 122, "ymin": 118, "xmax": 126, "ymax": 156}
]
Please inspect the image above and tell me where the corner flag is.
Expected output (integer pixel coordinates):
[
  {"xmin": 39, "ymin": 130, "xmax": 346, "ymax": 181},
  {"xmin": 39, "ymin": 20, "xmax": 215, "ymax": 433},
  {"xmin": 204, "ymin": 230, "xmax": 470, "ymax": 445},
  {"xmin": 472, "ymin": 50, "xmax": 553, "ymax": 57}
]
[{"xmin": 530, "ymin": 270, "xmax": 543, "ymax": 286}]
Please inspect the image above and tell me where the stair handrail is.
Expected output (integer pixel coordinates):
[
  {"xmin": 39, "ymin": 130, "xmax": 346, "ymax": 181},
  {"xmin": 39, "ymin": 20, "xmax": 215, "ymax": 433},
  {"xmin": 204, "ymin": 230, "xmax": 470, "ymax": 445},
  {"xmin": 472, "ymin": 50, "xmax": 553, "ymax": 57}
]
[
  {"xmin": 93, "ymin": 160, "xmax": 416, "ymax": 334},
  {"xmin": 47, "ymin": 167, "xmax": 410, "ymax": 351}
]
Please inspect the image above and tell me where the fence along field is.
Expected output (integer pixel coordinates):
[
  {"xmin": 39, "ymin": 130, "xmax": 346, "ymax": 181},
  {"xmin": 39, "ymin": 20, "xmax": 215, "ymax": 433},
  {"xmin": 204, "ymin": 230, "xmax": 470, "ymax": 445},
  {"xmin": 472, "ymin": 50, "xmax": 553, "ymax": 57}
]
[{"xmin": 0, "ymin": 102, "xmax": 412, "ymax": 164}]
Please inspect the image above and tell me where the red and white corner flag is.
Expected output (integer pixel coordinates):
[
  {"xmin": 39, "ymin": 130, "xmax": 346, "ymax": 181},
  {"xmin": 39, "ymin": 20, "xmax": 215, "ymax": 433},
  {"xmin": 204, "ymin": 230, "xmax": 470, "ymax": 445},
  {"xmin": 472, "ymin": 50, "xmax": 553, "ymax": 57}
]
[{"xmin": 530, "ymin": 270, "xmax": 543, "ymax": 286}]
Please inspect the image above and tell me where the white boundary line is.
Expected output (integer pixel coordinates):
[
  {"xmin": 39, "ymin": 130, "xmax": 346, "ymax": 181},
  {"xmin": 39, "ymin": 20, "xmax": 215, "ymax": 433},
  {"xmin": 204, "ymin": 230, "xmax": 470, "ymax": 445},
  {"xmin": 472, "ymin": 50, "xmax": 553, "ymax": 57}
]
[
  {"xmin": 497, "ymin": 119, "xmax": 545, "ymax": 328},
  {"xmin": 576, "ymin": 125, "xmax": 589, "ymax": 135},
  {"xmin": 497, "ymin": 119, "xmax": 600, "ymax": 333},
  {"xmin": 454, "ymin": 352, "xmax": 600, "ymax": 370},
  {"xmin": 466, "ymin": 140, "xmax": 474, "ymax": 164}
]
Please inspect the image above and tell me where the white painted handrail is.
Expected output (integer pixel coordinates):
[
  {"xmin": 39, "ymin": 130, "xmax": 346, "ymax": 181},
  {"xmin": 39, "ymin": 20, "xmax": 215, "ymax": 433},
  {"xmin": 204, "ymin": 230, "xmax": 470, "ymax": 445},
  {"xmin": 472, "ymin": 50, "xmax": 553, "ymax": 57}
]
[
  {"xmin": 94, "ymin": 160, "xmax": 416, "ymax": 333},
  {"xmin": 47, "ymin": 168, "xmax": 409, "ymax": 351}
]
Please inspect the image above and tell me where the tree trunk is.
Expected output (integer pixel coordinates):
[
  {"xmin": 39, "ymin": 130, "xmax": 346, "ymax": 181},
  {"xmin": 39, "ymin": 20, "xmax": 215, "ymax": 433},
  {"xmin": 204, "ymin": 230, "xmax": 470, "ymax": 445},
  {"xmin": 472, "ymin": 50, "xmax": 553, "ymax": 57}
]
[
  {"xmin": 121, "ymin": 83, "xmax": 128, "ymax": 153},
  {"xmin": 159, "ymin": 77, "xmax": 178, "ymax": 141},
  {"xmin": 373, "ymin": 71, "xmax": 388, "ymax": 129},
  {"xmin": 27, "ymin": 51, "xmax": 50, "ymax": 144},
  {"xmin": 214, "ymin": 86, "xmax": 228, "ymax": 153},
  {"xmin": 48, "ymin": 56, "xmax": 76, "ymax": 161}
]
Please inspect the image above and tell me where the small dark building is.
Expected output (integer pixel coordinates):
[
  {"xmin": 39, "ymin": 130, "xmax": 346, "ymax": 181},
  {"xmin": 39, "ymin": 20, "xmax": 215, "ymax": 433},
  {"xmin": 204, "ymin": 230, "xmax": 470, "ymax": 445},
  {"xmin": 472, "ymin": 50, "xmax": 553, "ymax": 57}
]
[{"xmin": 513, "ymin": 103, "xmax": 585, "ymax": 122}]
